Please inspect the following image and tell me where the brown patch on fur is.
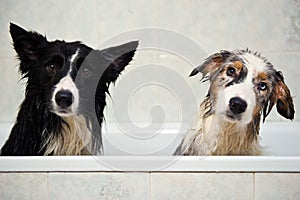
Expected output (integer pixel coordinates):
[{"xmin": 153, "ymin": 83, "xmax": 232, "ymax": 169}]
[
  {"xmin": 257, "ymin": 72, "xmax": 268, "ymax": 81},
  {"xmin": 190, "ymin": 51, "xmax": 233, "ymax": 78},
  {"xmin": 248, "ymin": 104, "xmax": 262, "ymax": 137},
  {"xmin": 203, "ymin": 56, "xmax": 225, "ymax": 74},
  {"xmin": 267, "ymin": 77, "xmax": 294, "ymax": 120},
  {"xmin": 233, "ymin": 61, "xmax": 243, "ymax": 71},
  {"xmin": 252, "ymin": 105, "xmax": 262, "ymax": 120},
  {"xmin": 213, "ymin": 121, "xmax": 261, "ymax": 155}
]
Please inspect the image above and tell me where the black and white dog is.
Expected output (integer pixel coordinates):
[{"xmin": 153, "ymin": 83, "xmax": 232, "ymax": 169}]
[
  {"xmin": 175, "ymin": 50, "xmax": 295, "ymax": 155},
  {"xmin": 1, "ymin": 23, "xmax": 138, "ymax": 156}
]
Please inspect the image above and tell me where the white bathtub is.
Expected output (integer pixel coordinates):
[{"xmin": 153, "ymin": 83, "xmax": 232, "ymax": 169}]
[{"xmin": 0, "ymin": 122, "xmax": 300, "ymax": 172}]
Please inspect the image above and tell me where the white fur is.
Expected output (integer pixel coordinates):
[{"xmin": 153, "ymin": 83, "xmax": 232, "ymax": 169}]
[
  {"xmin": 44, "ymin": 115, "xmax": 92, "ymax": 155},
  {"xmin": 70, "ymin": 49, "xmax": 79, "ymax": 65},
  {"xmin": 215, "ymin": 52, "xmax": 269, "ymax": 126},
  {"xmin": 176, "ymin": 104, "xmax": 263, "ymax": 155},
  {"xmin": 242, "ymin": 53, "xmax": 268, "ymax": 73},
  {"xmin": 216, "ymin": 77, "xmax": 256, "ymax": 125},
  {"xmin": 52, "ymin": 49, "xmax": 80, "ymax": 116}
]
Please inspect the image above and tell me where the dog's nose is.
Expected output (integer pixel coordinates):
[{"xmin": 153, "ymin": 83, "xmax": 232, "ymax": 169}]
[
  {"xmin": 229, "ymin": 97, "xmax": 247, "ymax": 115},
  {"xmin": 55, "ymin": 90, "xmax": 73, "ymax": 108}
]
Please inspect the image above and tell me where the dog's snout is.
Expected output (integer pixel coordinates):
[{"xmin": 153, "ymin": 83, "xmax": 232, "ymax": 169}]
[
  {"xmin": 55, "ymin": 90, "xmax": 73, "ymax": 108},
  {"xmin": 229, "ymin": 97, "xmax": 247, "ymax": 115}
]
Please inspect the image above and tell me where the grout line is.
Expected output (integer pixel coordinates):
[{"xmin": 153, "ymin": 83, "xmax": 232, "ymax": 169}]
[
  {"xmin": 46, "ymin": 172, "xmax": 49, "ymax": 200},
  {"xmin": 47, "ymin": 172, "xmax": 53, "ymax": 200},
  {"xmin": 253, "ymin": 173, "xmax": 256, "ymax": 200},
  {"xmin": 149, "ymin": 172, "xmax": 152, "ymax": 200}
]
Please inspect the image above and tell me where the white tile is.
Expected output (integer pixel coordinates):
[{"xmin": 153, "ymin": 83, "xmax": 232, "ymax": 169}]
[
  {"xmin": 49, "ymin": 172, "xmax": 149, "ymax": 200},
  {"xmin": 95, "ymin": 0, "xmax": 158, "ymax": 43},
  {"xmin": 255, "ymin": 173, "xmax": 300, "ymax": 200},
  {"xmin": 155, "ymin": 0, "xmax": 285, "ymax": 53},
  {"xmin": 0, "ymin": 173, "xmax": 47, "ymax": 200},
  {"xmin": 151, "ymin": 173, "xmax": 254, "ymax": 200},
  {"xmin": 0, "ymin": 58, "xmax": 24, "ymax": 123},
  {"xmin": 105, "ymin": 52, "xmax": 204, "ymax": 124},
  {"xmin": 105, "ymin": 50, "xmax": 159, "ymax": 123},
  {"xmin": 0, "ymin": 0, "xmax": 40, "ymax": 56},
  {"xmin": 282, "ymin": 0, "xmax": 300, "ymax": 51},
  {"xmin": 34, "ymin": 0, "xmax": 99, "ymax": 48}
]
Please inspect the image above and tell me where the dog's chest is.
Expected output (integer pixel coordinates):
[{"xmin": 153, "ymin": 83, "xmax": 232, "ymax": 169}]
[{"xmin": 44, "ymin": 115, "xmax": 92, "ymax": 155}]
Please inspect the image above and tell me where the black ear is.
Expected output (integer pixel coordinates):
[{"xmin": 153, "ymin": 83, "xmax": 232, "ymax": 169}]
[
  {"xmin": 10, "ymin": 23, "xmax": 47, "ymax": 72},
  {"xmin": 263, "ymin": 71, "xmax": 295, "ymax": 121},
  {"xmin": 102, "ymin": 41, "xmax": 138, "ymax": 82},
  {"xmin": 190, "ymin": 50, "xmax": 233, "ymax": 80}
]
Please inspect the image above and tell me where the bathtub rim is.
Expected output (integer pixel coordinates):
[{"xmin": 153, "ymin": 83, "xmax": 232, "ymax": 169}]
[{"xmin": 0, "ymin": 156, "xmax": 300, "ymax": 172}]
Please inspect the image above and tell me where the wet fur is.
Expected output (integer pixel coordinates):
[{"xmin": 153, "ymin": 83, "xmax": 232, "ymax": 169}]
[
  {"xmin": 1, "ymin": 23, "xmax": 138, "ymax": 156},
  {"xmin": 43, "ymin": 115, "xmax": 92, "ymax": 155},
  {"xmin": 175, "ymin": 98, "xmax": 262, "ymax": 155},
  {"xmin": 175, "ymin": 50, "xmax": 294, "ymax": 156}
]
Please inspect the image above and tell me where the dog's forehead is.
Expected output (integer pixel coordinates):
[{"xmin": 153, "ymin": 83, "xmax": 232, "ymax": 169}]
[
  {"xmin": 237, "ymin": 51, "xmax": 272, "ymax": 75},
  {"xmin": 51, "ymin": 40, "xmax": 91, "ymax": 58}
]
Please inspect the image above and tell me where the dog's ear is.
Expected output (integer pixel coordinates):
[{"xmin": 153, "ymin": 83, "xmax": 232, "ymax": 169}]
[
  {"xmin": 263, "ymin": 71, "xmax": 295, "ymax": 121},
  {"xmin": 190, "ymin": 50, "xmax": 232, "ymax": 80},
  {"xmin": 10, "ymin": 23, "xmax": 47, "ymax": 72},
  {"xmin": 102, "ymin": 41, "xmax": 138, "ymax": 82}
]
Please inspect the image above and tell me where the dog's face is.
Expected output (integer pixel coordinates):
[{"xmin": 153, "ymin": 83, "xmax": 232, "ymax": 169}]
[
  {"xmin": 10, "ymin": 23, "xmax": 138, "ymax": 117},
  {"xmin": 191, "ymin": 50, "xmax": 294, "ymax": 125}
]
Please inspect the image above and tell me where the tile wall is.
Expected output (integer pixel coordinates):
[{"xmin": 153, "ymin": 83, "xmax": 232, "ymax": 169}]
[
  {"xmin": 1, "ymin": 172, "xmax": 300, "ymax": 200},
  {"xmin": 0, "ymin": 0, "xmax": 299, "ymax": 125}
]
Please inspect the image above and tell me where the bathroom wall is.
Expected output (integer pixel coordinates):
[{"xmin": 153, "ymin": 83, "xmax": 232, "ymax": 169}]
[
  {"xmin": 0, "ymin": 1, "xmax": 300, "ymax": 199},
  {"xmin": 0, "ymin": 0, "xmax": 299, "ymax": 125}
]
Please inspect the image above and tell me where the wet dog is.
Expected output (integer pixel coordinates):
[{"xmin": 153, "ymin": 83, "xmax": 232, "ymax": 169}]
[
  {"xmin": 1, "ymin": 23, "xmax": 138, "ymax": 155},
  {"xmin": 175, "ymin": 50, "xmax": 294, "ymax": 155}
]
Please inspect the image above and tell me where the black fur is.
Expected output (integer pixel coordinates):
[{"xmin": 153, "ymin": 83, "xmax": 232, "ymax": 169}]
[
  {"xmin": 1, "ymin": 23, "xmax": 138, "ymax": 155},
  {"xmin": 225, "ymin": 63, "xmax": 248, "ymax": 87}
]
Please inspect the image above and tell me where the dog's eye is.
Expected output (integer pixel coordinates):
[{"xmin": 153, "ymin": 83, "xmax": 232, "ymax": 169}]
[
  {"xmin": 45, "ymin": 64, "xmax": 59, "ymax": 74},
  {"xmin": 226, "ymin": 67, "xmax": 236, "ymax": 77},
  {"xmin": 82, "ymin": 68, "xmax": 92, "ymax": 77},
  {"xmin": 258, "ymin": 82, "xmax": 267, "ymax": 91}
]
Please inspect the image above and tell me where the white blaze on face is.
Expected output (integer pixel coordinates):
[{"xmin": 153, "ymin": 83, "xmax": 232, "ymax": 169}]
[
  {"xmin": 216, "ymin": 80, "xmax": 256, "ymax": 125},
  {"xmin": 215, "ymin": 52, "xmax": 268, "ymax": 125},
  {"xmin": 52, "ymin": 49, "xmax": 80, "ymax": 116}
]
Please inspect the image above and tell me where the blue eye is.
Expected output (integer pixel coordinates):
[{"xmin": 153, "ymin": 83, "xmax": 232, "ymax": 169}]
[{"xmin": 258, "ymin": 82, "xmax": 267, "ymax": 91}]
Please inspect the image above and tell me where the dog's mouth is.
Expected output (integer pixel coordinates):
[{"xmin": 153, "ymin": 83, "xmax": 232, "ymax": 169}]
[
  {"xmin": 52, "ymin": 107, "xmax": 76, "ymax": 117},
  {"xmin": 55, "ymin": 111, "xmax": 73, "ymax": 117},
  {"xmin": 224, "ymin": 111, "xmax": 242, "ymax": 122}
]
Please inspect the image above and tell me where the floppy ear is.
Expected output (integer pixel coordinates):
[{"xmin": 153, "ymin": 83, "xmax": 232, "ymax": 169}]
[
  {"xmin": 102, "ymin": 41, "xmax": 138, "ymax": 83},
  {"xmin": 190, "ymin": 50, "xmax": 232, "ymax": 80},
  {"xmin": 9, "ymin": 23, "xmax": 47, "ymax": 73},
  {"xmin": 263, "ymin": 71, "xmax": 295, "ymax": 121}
]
